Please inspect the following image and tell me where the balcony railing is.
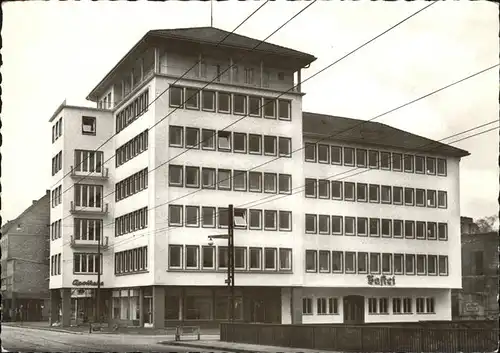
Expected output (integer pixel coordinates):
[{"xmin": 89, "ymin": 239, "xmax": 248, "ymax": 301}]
[
  {"xmin": 70, "ymin": 236, "xmax": 109, "ymax": 250},
  {"xmin": 70, "ymin": 201, "xmax": 109, "ymax": 216},
  {"xmin": 70, "ymin": 166, "xmax": 109, "ymax": 180}
]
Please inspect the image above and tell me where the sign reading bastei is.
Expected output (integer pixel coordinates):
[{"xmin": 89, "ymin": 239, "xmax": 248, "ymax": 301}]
[{"xmin": 367, "ymin": 275, "xmax": 396, "ymax": 286}]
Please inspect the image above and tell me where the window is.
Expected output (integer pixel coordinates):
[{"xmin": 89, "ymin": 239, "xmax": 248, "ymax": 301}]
[
  {"xmin": 369, "ymin": 253, "xmax": 380, "ymax": 274},
  {"xmin": 356, "ymin": 183, "xmax": 367, "ymax": 202},
  {"xmin": 318, "ymin": 144, "xmax": 329, "ymax": 163},
  {"xmin": 244, "ymin": 68, "xmax": 254, "ymax": 84},
  {"xmin": 319, "ymin": 215, "xmax": 330, "ymax": 235},
  {"xmin": 279, "ymin": 248, "xmax": 292, "ymax": 271},
  {"xmin": 369, "ymin": 184, "xmax": 380, "ymax": 203},
  {"xmin": 201, "ymin": 129, "xmax": 216, "ymax": 150},
  {"xmin": 234, "ymin": 247, "xmax": 247, "ymax": 269},
  {"xmin": 185, "ymin": 167, "xmax": 200, "ymax": 188},
  {"xmin": 438, "ymin": 223, "xmax": 448, "ymax": 241},
  {"xmin": 249, "ymin": 96, "xmax": 261, "ymax": 117},
  {"xmin": 357, "ymin": 252, "xmax": 368, "ymax": 273},
  {"xmin": 344, "ymin": 182, "xmax": 355, "ymax": 201},
  {"xmin": 437, "ymin": 158, "xmax": 447, "ymax": 176},
  {"xmin": 74, "ymin": 253, "xmax": 102, "ymax": 274},
  {"xmin": 331, "ymin": 181, "xmax": 342, "ymax": 200},
  {"xmin": 331, "ymin": 146, "xmax": 342, "ymax": 165},
  {"xmin": 416, "ymin": 221, "xmax": 426, "ymax": 239},
  {"xmin": 305, "ymin": 214, "xmax": 317, "ymax": 234},
  {"xmin": 166, "ymin": 204, "xmax": 183, "ymax": 227},
  {"xmin": 278, "ymin": 174, "xmax": 291, "ymax": 194},
  {"xmin": 278, "ymin": 137, "xmax": 291, "ymax": 157},
  {"xmin": 394, "ymin": 254, "xmax": 404, "ymax": 275},
  {"xmin": 380, "ymin": 152, "xmax": 391, "ymax": 170},
  {"xmin": 381, "ymin": 219, "xmax": 392, "ymax": 237},
  {"xmin": 426, "ymin": 157, "xmax": 436, "ymax": 175},
  {"xmin": 249, "ymin": 209, "xmax": 262, "ymax": 230},
  {"xmin": 428, "ymin": 255, "xmax": 437, "ymax": 275},
  {"xmin": 169, "ymin": 86, "xmax": 183, "ymax": 107},
  {"xmin": 279, "ymin": 211, "xmax": 292, "ymax": 231},
  {"xmin": 249, "ymin": 248, "xmax": 262, "ymax": 270},
  {"xmin": 438, "ymin": 191, "xmax": 447, "ymax": 208},
  {"xmin": 404, "ymin": 221, "xmax": 415, "ymax": 239},
  {"xmin": 305, "ymin": 178, "xmax": 317, "ymax": 198},
  {"xmin": 202, "ymin": 207, "xmax": 215, "ymax": 228},
  {"xmin": 368, "ymin": 150, "xmax": 379, "ymax": 169},
  {"xmin": 248, "ymin": 134, "xmax": 262, "ymax": 154},
  {"xmin": 318, "ymin": 180, "xmax": 330, "ymax": 199},
  {"xmin": 427, "ymin": 222, "xmax": 437, "ymax": 240},
  {"xmin": 345, "ymin": 252, "xmax": 356, "ymax": 273},
  {"xmin": 345, "ymin": 217, "xmax": 355, "ymax": 236},
  {"xmin": 263, "ymin": 98, "xmax": 276, "ymax": 119},
  {"xmin": 202, "ymin": 246, "xmax": 215, "ymax": 269},
  {"xmin": 218, "ymin": 208, "xmax": 229, "ymax": 228},
  {"xmin": 393, "ymin": 187, "xmax": 403, "ymax": 205},
  {"xmin": 249, "ymin": 172, "xmax": 262, "ymax": 192},
  {"xmin": 217, "ymin": 131, "xmax": 231, "ymax": 151},
  {"xmin": 82, "ymin": 116, "xmax": 96, "ymax": 135},
  {"xmin": 217, "ymin": 169, "xmax": 232, "ymax": 190},
  {"xmin": 302, "ymin": 298, "xmax": 312, "ymax": 315},
  {"xmin": 417, "ymin": 298, "xmax": 426, "ymax": 313},
  {"xmin": 185, "ymin": 88, "xmax": 199, "ymax": 110},
  {"xmin": 305, "ymin": 250, "xmax": 317, "ymax": 272},
  {"xmin": 264, "ymin": 210, "xmax": 277, "ymax": 230},
  {"xmin": 417, "ymin": 254, "xmax": 426, "ymax": 275},
  {"xmin": 404, "ymin": 155, "xmax": 414, "ymax": 173},
  {"xmin": 416, "ymin": 189, "xmax": 425, "ymax": 206},
  {"xmin": 264, "ymin": 248, "xmax": 276, "ymax": 270},
  {"xmin": 202, "ymin": 90, "xmax": 215, "ymax": 111},
  {"xmin": 233, "ymin": 170, "xmax": 247, "ymax": 191},
  {"xmin": 405, "ymin": 254, "xmax": 415, "ymax": 275},
  {"xmin": 369, "ymin": 218, "xmax": 380, "ymax": 237},
  {"xmin": 52, "ymin": 151, "xmax": 62, "ymax": 176},
  {"xmin": 438, "ymin": 255, "xmax": 448, "ymax": 276},
  {"xmin": 414, "ymin": 155, "xmax": 425, "ymax": 173},
  {"xmin": 167, "ymin": 245, "xmax": 182, "ymax": 269},
  {"xmin": 218, "ymin": 92, "xmax": 231, "ymax": 113},
  {"xmin": 264, "ymin": 136, "xmax": 277, "ymax": 156},
  {"xmin": 74, "ymin": 218, "xmax": 102, "ymax": 241},
  {"xmin": 357, "ymin": 218, "xmax": 368, "ymax": 236},
  {"xmin": 381, "ymin": 185, "xmax": 391, "ymax": 204},
  {"xmin": 427, "ymin": 190, "xmax": 436, "ymax": 207},
  {"xmin": 202, "ymin": 168, "xmax": 216, "ymax": 189},
  {"xmin": 278, "ymin": 100, "xmax": 291, "ymax": 120},
  {"xmin": 169, "ymin": 165, "xmax": 183, "ymax": 186},
  {"xmin": 233, "ymin": 94, "xmax": 246, "ymax": 115},
  {"xmin": 332, "ymin": 216, "xmax": 343, "ymax": 235},
  {"xmin": 185, "ymin": 206, "xmax": 200, "ymax": 227},
  {"xmin": 218, "ymin": 247, "xmax": 228, "ymax": 268},
  {"xmin": 392, "ymin": 153, "xmax": 402, "ymax": 171},
  {"xmin": 393, "ymin": 220, "xmax": 403, "ymax": 238},
  {"xmin": 186, "ymin": 246, "xmax": 199, "ymax": 269},
  {"xmin": 233, "ymin": 133, "xmax": 247, "ymax": 153},
  {"xmin": 332, "ymin": 251, "xmax": 343, "ymax": 272},
  {"xmin": 393, "ymin": 298, "xmax": 402, "ymax": 314},
  {"xmin": 356, "ymin": 149, "xmax": 367, "ymax": 168},
  {"xmin": 403, "ymin": 298, "xmax": 413, "ymax": 314},
  {"xmin": 404, "ymin": 188, "xmax": 415, "ymax": 206},
  {"xmin": 368, "ymin": 298, "xmax": 378, "ymax": 314},
  {"xmin": 304, "ymin": 143, "xmax": 316, "ymax": 162},
  {"xmin": 317, "ymin": 297, "xmax": 338, "ymax": 315},
  {"xmin": 185, "ymin": 128, "xmax": 200, "ymax": 149},
  {"xmin": 74, "ymin": 150, "xmax": 104, "ymax": 174},
  {"xmin": 319, "ymin": 251, "xmax": 330, "ymax": 273},
  {"xmin": 382, "ymin": 253, "xmax": 392, "ymax": 274},
  {"xmin": 74, "ymin": 184, "xmax": 102, "ymax": 208},
  {"xmin": 426, "ymin": 298, "xmax": 435, "ymax": 313},
  {"xmin": 169, "ymin": 126, "xmax": 183, "ymax": 147}
]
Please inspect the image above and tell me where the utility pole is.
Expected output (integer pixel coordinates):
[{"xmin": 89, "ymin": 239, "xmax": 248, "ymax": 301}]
[
  {"xmin": 228, "ymin": 204, "xmax": 235, "ymax": 322},
  {"xmin": 96, "ymin": 231, "xmax": 101, "ymax": 328}
]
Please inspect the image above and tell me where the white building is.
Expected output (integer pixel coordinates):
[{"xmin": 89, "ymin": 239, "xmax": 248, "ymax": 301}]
[{"xmin": 48, "ymin": 27, "xmax": 469, "ymax": 328}]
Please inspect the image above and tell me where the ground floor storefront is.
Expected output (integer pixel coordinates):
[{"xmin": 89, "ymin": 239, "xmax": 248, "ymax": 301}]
[{"xmin": 2, "ymin": 296, "xmax": 49, "ymax": 322}]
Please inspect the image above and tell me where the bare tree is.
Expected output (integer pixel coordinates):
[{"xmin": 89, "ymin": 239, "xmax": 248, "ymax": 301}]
[{"xmin": 474, "ymin": 215, "xmax": 499, "ymax": 232}]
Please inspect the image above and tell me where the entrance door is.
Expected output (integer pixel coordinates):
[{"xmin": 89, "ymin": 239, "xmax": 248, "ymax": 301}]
[
  {"xmin": 143, "ymin": 297, "xmax": 153, "ymax": 327},
  {"xmin": 343, "ymin": 295, "xmax": 365, "ymax": 324}
]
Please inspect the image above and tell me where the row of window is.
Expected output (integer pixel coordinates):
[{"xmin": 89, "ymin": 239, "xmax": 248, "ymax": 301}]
[
  {"xmin": 169, "ymin": 125, "xmax": 292, "ymax": 157},
  {"xmin": 52, "ymin": 117, "xmax": 63, "ymax": 143},
  {"xmin": 51, "ymin": 186, "xmax": 62, "ymax": 208},
  {"xmin": 74, "ymin": 150, "xmax": 104, "ymax": 173},
  {"xmin": 74, "ymin": 184, "xmax": 103, "ymax": 208},
  {"xmin": 304, "ymin": 143, "xmax": 447, "ymax": 177},
  {"xmin": 368, "ymin": 297, "xmax": 435, "ymax": 314},
  {"xmin": 169, "ymin": 86, "xmax": 292, "ymax": 121},
  {"xmin": 302, "ymin": 297, "xmax": 339, "ymax": 315},
  {"xmin": 168, "ymin": 245, "xmax": 292, "ymax": 272},
  {"xmin": 305, "ymin": 179, "xmax": 448, "ymax": 209},
  {"xmin": 74, "ymin": 218, "xmax": 103, "ymax": 241},
  {"xmin": 115, "ymin": 130, "xmax": 149, "ymax": 168},
  {"xmin": 51, "ymin": 219, "xmax": 62, "ymax": 240},
  {"xmin": 168, "ymin": 165, "xmax": 292, "ymax": 194},
  {"xmin": 52, "ymin": 151, "xmax": 62, "ymax": 176},
  {"xmin": 304, "ymin": 250, "xmax": 449, "ymax": 276},
  {"xmin": 168, "ymin": 205, "xmax": 292, "ymax": 231},
  {"xmin": 50, "ymin": 253, "xmax": 61, "ymax": 275},
  {"xmin": 304, "ymin": 214, "xmax": 448, "ymax": 241},
  {"xmin": 115, "ymin": 168, "xmax": 148, "ymax": 202},
  {"xmin": 114, "ymin": 246, "xmax": 148, "ymax": 275},
  {"xmin": 115, "ymin": 89, "xmax": 149, "ymax": 134},
  {"xmin": 115, "ymin": 207, "xmax": 148, "ymax": 237},
  {"xmin": 73, "ymin": 253, "xmax": 103, "ymax": 274}
]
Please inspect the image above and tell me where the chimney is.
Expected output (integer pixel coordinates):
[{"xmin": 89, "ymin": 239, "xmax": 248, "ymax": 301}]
[{"xmin": 33, "ymin": 200, "xmax": 37, "ymax": 205}]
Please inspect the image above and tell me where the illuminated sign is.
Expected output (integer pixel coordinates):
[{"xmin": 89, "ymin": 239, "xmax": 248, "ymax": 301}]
[
  {"xmin": 367, "ymin": 275, "xmax": 396, "ymax": 286},
  {"xmin": 72, "ymin": 280, "xmax": 104, "ymax": 287}
]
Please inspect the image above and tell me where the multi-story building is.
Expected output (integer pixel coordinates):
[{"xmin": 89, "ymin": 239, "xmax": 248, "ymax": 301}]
[
  {"xmin": 1, "ymin": 191, "xmax": 51, "ymax": 322},
  {"xmin": 48, "ymin": 26, "xmax": 469, "ymax": 328}
]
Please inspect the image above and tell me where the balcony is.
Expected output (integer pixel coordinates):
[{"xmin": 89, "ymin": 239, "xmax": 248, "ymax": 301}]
[
  {"xmin": 70, "ymin": 201, "xmax": 109, "ymax": 216},
  {"xmin": 70, "ymin": 166, "xmax": 109, "ymax": 180},
  {"xmin": 70, "ymin": 236, "xmax": 109, "ymax": 250}
]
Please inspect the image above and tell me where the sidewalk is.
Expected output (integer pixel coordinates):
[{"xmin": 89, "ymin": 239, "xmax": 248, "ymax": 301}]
[{"xmin": 161, "ymin": 340, "xmax": 338, "ymax": 353}]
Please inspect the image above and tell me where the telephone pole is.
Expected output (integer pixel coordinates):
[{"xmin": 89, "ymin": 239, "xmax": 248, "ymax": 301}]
[
  {"xmin": 96, "ymin": 232, "xmax": 101, "ymax": 327},
  {"xmin": 228, "ymin": 204, "xmax": 235, "ymax": 322}
]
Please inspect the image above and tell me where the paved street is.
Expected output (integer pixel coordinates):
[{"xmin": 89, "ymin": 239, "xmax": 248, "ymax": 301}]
[{"xmin": 1, "ymin": 326, "xmax": 225, "ymax": 353}]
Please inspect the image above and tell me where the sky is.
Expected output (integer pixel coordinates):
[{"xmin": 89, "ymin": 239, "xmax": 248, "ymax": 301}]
[{"xmin": 1, "ymin": 0, "xmax": 498, "ymax": 224}]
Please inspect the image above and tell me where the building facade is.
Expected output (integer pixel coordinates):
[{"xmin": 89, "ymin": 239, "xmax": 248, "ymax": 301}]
[
  {"xmin": 48, "ymin": 27, "xmax": 469, "ymax": 328},
  {"xmin": 1, "ymin": 191, "xmax": 51, "ymax": 322}
]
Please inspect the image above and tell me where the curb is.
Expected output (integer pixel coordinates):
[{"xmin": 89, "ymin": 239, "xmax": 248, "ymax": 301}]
[
  {"xmin": 2, "ymin": 324, "xmax": 84, "ymax": 335},
  {"xmin": 159, "ymin": 341, "xmax": 258, "ymax": 353}
]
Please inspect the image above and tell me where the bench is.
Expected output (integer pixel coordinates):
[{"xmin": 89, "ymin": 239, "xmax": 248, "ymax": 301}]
[{"xmin": 173, "ymin": 325, "xmax": 201, "ymax": 341}]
